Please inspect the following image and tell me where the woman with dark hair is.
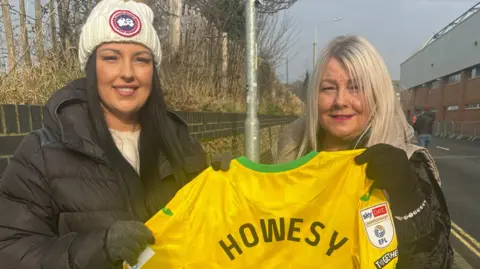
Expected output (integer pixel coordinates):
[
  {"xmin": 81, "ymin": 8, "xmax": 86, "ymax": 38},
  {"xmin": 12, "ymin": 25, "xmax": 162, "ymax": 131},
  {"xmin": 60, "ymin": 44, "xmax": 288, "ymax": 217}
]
[{"xmin": 0, "ymin": 0, "xmax": 222, "ymax": 268}]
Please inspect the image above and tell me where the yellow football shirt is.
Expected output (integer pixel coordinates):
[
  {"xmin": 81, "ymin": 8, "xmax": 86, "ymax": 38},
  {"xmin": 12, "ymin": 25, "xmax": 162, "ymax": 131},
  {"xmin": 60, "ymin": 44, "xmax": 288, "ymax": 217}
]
[{"xmin": 133, "ymin": 149, "xmax": 398, "ymax": 269}]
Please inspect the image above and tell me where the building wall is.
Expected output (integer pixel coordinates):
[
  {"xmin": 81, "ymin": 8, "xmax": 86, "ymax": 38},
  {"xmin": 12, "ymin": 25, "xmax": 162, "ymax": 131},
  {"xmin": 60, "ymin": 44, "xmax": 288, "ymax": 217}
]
[
  {"xmin": 445, "ymin": 111, "xmax": 461, "ymax": 121},
  {"xmin": 400, "ymin": 89, "xmax": 415, "ymax": 117},
  {"xmin": 443, "ymin": 82, "xmax": 462, "ymax": 106},
  {"xmin": 402, "ymin": 67, "xmax": 480, "ymax": 122},
  {"xmin": 400, "ymin": 5, "xmax": 480, "ymax": 123},
  {"xmin": 465, "ymin": 76, "xmax": 480, "ymax": 102},
  {"xmin": 400, "ymin": 8, "xmax": 480, "ymax": 89},
  {"xmin": 460, "ymin": 110, "xmax": 480, "ymax": 134},
  {"xmin": 463, "ymin": 110, "xmax": 480, "ymax": 121},
  {"xmin": 427, "ymin": 88, "xmax": 443, "ymax": 109},
  {"xmin": 414, "ymin": 87, "xmax": 429, "ymax": 108}
]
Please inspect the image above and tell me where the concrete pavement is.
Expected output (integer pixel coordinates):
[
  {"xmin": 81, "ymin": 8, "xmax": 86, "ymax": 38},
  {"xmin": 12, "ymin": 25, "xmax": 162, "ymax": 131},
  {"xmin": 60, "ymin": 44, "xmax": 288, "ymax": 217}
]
[{"xmin": 426, "ymin": 137, "xmax": 480, "ymax": 268}]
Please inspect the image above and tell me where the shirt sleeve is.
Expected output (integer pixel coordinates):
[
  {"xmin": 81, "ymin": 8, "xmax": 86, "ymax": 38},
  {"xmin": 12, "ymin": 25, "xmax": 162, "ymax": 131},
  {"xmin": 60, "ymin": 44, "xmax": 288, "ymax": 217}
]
[{"xmin": 354, "ymin": 188, "xmax": 399, "ymax": 269}]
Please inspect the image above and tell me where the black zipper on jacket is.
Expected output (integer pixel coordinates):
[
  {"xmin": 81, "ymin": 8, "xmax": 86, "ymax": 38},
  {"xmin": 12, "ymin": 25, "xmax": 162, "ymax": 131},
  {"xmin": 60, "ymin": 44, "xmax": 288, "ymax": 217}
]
[
  {"xmin": 62, "ymin": 143, "xmax": 136, "ymax": 220},
  {"xmin": 54, "ymin": 101, "xmax": 137, "ymax": 221}
]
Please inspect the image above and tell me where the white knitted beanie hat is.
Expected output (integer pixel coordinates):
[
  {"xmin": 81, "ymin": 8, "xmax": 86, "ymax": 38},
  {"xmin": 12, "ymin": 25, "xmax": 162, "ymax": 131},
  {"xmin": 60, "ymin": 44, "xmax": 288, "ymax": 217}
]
[{"xmin": 78, "ymin": 0, "xmax": 162, "ymax": 71}]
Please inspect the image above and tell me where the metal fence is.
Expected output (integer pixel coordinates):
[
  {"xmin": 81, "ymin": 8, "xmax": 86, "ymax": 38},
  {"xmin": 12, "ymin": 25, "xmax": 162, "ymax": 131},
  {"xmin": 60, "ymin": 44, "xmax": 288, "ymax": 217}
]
[{"xmin": 434, "ymin": 120, "xmax": 479, "ymax": 141}]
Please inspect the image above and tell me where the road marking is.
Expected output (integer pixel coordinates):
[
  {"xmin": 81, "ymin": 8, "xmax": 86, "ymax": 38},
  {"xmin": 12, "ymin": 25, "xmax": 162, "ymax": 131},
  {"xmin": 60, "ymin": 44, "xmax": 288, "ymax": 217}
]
[
  {"xmin": 452, "ymin": 229, "xmax": 480, "ymax": 258},
  {"xmin": 451, "ymin": 222, "xmax": 480, "ymax": 259},
  {"xmin": 436, "ymin": 146, "xmax": 450, "ymax": 151},
  {"xmin": 452, "ymin": 222, "xmax": 480, "ymax": 250}
]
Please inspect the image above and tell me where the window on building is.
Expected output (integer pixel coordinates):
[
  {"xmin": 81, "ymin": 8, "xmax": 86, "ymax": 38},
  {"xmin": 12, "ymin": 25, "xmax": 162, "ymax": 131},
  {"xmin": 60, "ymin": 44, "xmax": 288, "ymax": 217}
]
[
  {"xmin": 432, "ymin": 79, "xmax": 442, "ymax": 89},
  {"xmin": 465, "ymin": 103, "xmax": 480, "ymax": 110},
  {"xmin": 446, "ymin": 73, "xmax": 461, "ymax": 84},
  {"xmin": 446, "ymin": 105, "xmax": 459, "ymax": 111},
  {"xmin": 470, "ymin": 66, "xmax": 480, "ymax": 79}
]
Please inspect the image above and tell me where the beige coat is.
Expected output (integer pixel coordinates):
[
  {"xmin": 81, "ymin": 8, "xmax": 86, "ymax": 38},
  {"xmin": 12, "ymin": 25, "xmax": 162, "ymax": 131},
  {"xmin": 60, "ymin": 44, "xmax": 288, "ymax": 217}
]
[{"xmin": 272, "ymin": 116, "xmax": 441, "ymax": 186}]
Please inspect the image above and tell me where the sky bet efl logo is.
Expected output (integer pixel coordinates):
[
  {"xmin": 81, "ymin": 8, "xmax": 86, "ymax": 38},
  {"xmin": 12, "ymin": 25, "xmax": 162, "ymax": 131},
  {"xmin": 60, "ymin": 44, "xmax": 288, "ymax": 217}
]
[
  {"xmin": 362, "ymin": 211, "xmax": 373, "ymax": 220},
  {"xmin": 360, "ymin": 203, "xmax": 395, "ymax": 249},
  {"xmin": 362, "ymin": 204, "xmax": 387, "ymax": 220}
]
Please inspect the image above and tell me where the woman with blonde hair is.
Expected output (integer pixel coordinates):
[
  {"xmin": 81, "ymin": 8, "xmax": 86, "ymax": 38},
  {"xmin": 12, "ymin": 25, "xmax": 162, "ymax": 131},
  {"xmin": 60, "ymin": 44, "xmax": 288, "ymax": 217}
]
[{"xmin": 273, "ymin": 35, "xmax": 453, "ymax": 268}]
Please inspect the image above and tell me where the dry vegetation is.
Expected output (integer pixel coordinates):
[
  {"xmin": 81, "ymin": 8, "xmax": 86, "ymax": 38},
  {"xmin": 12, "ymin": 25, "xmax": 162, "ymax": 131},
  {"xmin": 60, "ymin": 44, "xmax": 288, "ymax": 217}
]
[
  {"xmin": 0, "ymin": 54, "xmax": 82, "ymax": 104},
  {"xmin": 0, "ymin": 0, "xmax": 303, "ymax": 158},
  {"xmin": 202, "ymin": 125, "xmax": 283, "ymax": 161},
  {"xmin": 0, "ymin": 0, "xmax": 304, "ymax": 115}
]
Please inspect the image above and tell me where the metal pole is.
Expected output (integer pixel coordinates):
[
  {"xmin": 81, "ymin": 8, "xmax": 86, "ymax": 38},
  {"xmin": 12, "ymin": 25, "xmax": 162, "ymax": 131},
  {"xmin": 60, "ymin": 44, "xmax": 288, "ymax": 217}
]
[
  {"xmin": 285, "ymin": 51, "xmax": 299, "ymax": 85},
  {"xmin": 311, "ymin": 18, "xmax": 342, "ymax": 69},
  {"xmin": 245, "ymin": 0, "xmax": 260, "ymax": 162}
]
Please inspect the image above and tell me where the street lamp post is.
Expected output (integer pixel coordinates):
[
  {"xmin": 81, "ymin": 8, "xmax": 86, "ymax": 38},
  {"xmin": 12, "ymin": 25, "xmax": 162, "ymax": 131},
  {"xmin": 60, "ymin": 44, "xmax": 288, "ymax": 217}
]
[
  {"xmin": 245, "ymin": 0, "xmax": 260, "ymax": 162},
  {"xmin": 283, "ymin": 51, "xmax": 300, "ymax": 85}
]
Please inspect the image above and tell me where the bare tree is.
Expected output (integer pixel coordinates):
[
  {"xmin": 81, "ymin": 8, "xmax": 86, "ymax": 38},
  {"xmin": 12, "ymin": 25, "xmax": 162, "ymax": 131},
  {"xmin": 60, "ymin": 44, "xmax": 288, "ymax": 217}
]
[
  {"xmin": 0, "ymin": 0, "xmax": 303, "ymax": 116},
  {"xmin": 169, "ymin": 0, "xmax": 181, "ymax": 53},
  {"xmin": 1, "ymin": 0, "xmax": 15, "ymax": 72},
  {"xmin": 50, "ymin": 0, "xmax": 58, "ymax": 54},
  {"xmin": 35, "ymin": 0, "xmax": 45, "ymax": 61},
  {"xmin": 87, "ymin": 0, "xmax": 92, "ymax": 12},
  {"xmin": 19, "ymin": 0, "xmax": 32, "ymax": 67},
  {"xmin": 73, "ymin": 0, "xmax": 81, "ymax": 46},
  {"xmin": 0, "ymin": 32, "xmax": 6, "ymax": 72},
  {"xmin": 257, "ymin": 12, "xmax": 299, "ymax": 67},
  {"xmin": 256, "ymin": 0, "xmax": 298, "ymax": 14},
  {"xmin": 185, "ymin": 0, "xmax": 245, "ymax": 42},
  {"xmin": 62, "ymin": 0, "xmax": 71, "ymax": 59},
  {"xmin": 57, "ymin": 0, "xmax": 66, "ymax": 52}
]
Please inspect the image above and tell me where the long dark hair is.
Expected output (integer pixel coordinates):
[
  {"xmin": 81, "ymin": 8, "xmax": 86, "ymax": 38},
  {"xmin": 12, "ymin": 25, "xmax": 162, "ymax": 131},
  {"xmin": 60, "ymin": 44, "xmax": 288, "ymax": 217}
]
[{"xmin": 84, "ymin": 52, "xmax": 187, "ymax": 190}]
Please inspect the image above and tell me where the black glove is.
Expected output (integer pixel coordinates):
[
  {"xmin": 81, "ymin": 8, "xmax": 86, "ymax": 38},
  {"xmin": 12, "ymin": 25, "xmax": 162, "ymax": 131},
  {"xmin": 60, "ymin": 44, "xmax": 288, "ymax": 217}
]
[
  {"xmin": 211, "ymin": 152, "xmax": 233, "ymax": 171},
  {"xmin": 354, "ymin": 144, "xmax": 425, "ymax": 216},
  {"xmin": 105, "ymin": 221, "xmax": 155, "ymax": 266}
]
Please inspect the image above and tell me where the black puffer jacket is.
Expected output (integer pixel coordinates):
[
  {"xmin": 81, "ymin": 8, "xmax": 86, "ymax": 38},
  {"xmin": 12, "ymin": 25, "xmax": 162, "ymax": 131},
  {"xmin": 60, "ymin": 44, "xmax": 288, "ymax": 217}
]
[{"xmin": 0, "ymin": 78, "xmax": 207, "ymax": 268}]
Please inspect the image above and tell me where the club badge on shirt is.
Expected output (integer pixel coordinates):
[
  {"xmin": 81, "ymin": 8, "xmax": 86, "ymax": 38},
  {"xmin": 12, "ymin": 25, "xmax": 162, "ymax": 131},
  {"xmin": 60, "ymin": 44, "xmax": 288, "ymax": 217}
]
[{"xmin": 360, "ymin": 202, "xmax": 395, "ymax": 249}]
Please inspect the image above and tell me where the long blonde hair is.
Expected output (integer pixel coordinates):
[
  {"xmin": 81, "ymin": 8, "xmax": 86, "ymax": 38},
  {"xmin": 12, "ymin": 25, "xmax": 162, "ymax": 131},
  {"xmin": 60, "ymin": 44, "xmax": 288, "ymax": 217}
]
[{"xmin": 297, "ymin": 35, "xmax": 414, "ymax": 158}]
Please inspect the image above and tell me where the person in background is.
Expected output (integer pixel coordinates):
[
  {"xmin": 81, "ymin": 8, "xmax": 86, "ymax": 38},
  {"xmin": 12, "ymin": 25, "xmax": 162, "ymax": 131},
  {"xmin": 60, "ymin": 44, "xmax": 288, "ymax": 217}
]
[
  {"xmin": 406, "ymin": 109, "xmax": 412, "ymax": 125},
  {"xmin": 0, "ymin": 0, "xmax": 227, "ymax": 268},
  {"xmin": 414, "ymin": 106, "xmax": 436, "ymax": 148},
  {"xmin": 412, "ymin": 111, "xmax": 417, "ymax": 125},
  {"xmin": 272, "ymin": 35, "xmax": 453, "ymax": 268}
]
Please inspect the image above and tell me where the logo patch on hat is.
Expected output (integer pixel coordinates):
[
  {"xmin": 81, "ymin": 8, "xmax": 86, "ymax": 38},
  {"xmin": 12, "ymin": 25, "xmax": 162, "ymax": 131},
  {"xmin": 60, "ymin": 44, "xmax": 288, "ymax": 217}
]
[{"xmin": 109, "ymin": 10, "xmax": 142, "ymax": 37}]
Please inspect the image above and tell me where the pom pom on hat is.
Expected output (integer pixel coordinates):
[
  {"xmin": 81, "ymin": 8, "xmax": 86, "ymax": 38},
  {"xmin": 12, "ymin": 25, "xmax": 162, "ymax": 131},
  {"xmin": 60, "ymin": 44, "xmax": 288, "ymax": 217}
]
[{"xmin": 78, "ymin": 0, "xmax": 162, "ymax": 71}]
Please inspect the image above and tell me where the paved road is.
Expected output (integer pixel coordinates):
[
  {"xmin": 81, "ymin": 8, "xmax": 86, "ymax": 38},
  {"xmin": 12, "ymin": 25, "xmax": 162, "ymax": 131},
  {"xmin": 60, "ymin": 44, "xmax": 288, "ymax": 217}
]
[{"xmin": 426, "ymin": 137, "xmax": 480, "ymax": 268}]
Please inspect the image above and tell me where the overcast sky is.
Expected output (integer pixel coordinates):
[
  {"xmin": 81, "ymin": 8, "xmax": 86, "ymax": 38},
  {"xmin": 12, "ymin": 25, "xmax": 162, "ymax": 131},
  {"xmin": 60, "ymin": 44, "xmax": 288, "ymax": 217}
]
[{"xmin": 275, "ymin": 0, "xmax": 479, "ymax": 83}]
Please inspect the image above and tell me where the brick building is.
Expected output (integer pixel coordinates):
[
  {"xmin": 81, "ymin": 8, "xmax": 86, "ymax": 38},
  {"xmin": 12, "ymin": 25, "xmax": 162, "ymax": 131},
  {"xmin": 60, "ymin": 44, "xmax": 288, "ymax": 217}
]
[{"xmin": 400, "ymin": 2, "xmax": 480, "ymax": 123}]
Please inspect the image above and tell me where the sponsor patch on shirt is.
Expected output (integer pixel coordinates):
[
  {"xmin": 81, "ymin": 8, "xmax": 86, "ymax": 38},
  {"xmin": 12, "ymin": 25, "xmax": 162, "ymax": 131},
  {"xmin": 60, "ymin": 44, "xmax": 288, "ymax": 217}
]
[
  {"xmin": 374, "ymin": 249, "xmax": 398, "ymax": 269},
  {"xmin": 360, "ymin": 202, "xmax": 395, "ymax": 249}
]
